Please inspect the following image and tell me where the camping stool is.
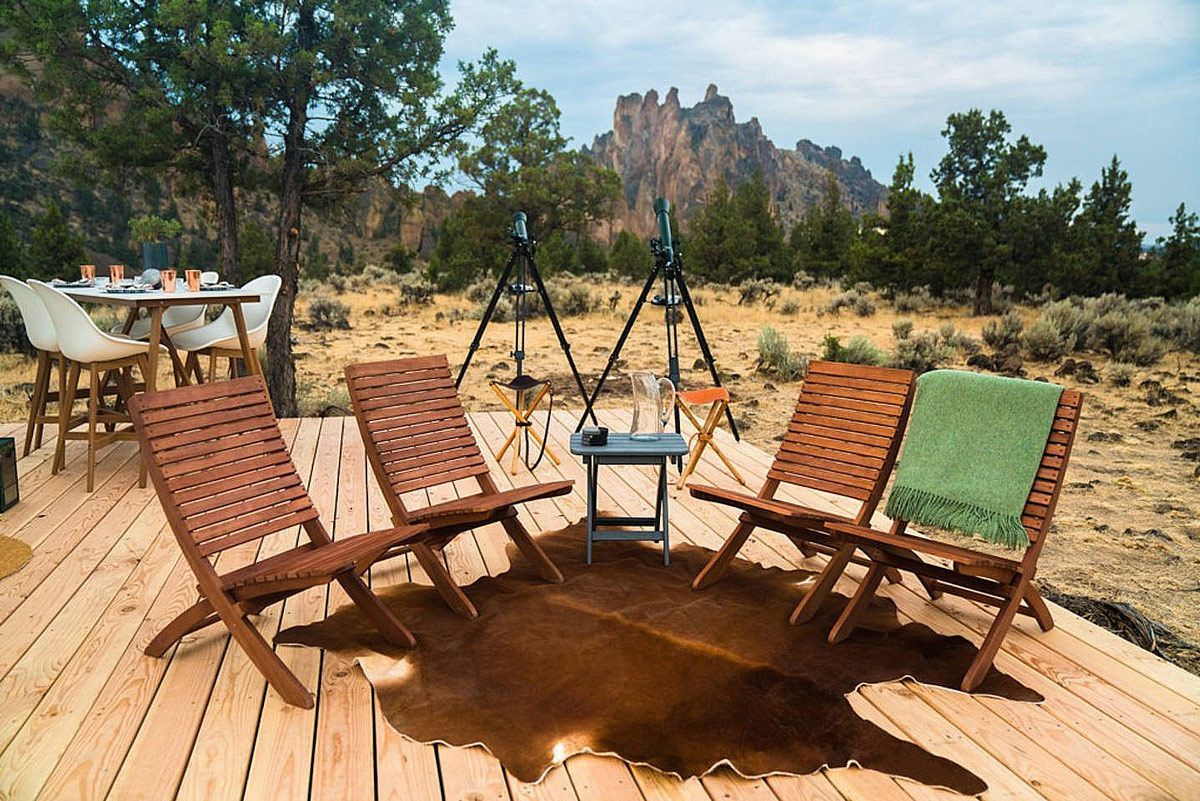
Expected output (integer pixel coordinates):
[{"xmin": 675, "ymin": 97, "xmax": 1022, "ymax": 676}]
[
  {"xmin": 675, "ymin": 387, "xmax": 744, "ymax": 490},
  {"xmin": 492, "ymin": 374, "xmax": 558, "ymax": 475}
]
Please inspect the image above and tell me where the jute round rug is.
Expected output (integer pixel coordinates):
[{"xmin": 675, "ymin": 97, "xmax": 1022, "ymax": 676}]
[
  {"xmin": 0, "ymin": 536, "xmax": 32, "ymax": 580},
  {"xmin": 277, "ymin": 520, "xmax": 1040, "ymax": 794}
]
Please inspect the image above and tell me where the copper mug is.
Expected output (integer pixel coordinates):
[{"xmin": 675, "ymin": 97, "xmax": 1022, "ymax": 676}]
[
  {"xmin": 185, "ymin": 269, "xmax": 201, "ymax": 292},
  {"xmin": 109, "ymin": 264, "xmax": 125, "ymax": 283},
  {"xmin": 80, "ymin": 264, "xmax": 95, "ymax": 282},
  {"xmin": 161, "ymin": 269, "xmax": 177, "ymax": 293}
]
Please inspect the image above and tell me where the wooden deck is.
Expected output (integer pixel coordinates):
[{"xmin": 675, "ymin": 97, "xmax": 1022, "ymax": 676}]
[{"xmin": 1, "ymin": 409, "xmax": 1198, "ymax": 801}]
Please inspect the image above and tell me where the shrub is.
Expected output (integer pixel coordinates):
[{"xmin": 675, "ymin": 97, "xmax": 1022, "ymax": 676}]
[
  {"xmin": 1108, "ymin": 363, "xmax": 1136, "ymax": 387},
  {"xmin": 1022, "ymin": 316, "xmax": 1076, "ymax": 362},
  {"xmin": 791, "ymin": 271, "xmax": 816, "ymax": 290},
  {"xmin": 548, "ymin": 280, "xmax": 599, "ymax": 316},
  {"xmin": 822, "ymin": 334, "xmax": 886, "ymax": 366},
  {"xmin": 778, "ymin": 299, "xmax": 800, "ymax": 315},
  {"xmin": 757, "ymin": 327, "xmax": 807, "ymax": 381},
  {"xmin": 0, "ymin": 296, "xmax": 34, "ymax": 356},
  {"xmin": 306, "ymin": 294, "xmax": 351, "ymax": 331},
  {"xmin": 396, "ymin": 273, "xmax": 435, "ymax": 305},
  {"xmin": 1089, "ymin": 309, "xmax": 1163, "ymax": 365},
  {"xmin": 890, "ymin": 330, "xmax": 953, "ymax": 374},
  {"xmin": 1151, "ymin": 298, "xmax": 1200, "ymax": 354},
  {"xmin": 825, "ymin": 287, "xmax": 876, "ymax": 316},
  {"xmin": 738, "ymin": 279, "xmax": 781, "ymax": 306},
  {"xmin": 893, "ymin": 286, "xmax": 936, "ymax": 314},
  {"xmin": 990, "ymin": 283, "xmax": 1015, "ymax": 314},
  {"xmin": 892, "ymin": 319, "xmax": 914, "ymax": 341},
  {"xmin": 982, "ymin": 311, "xmax": 1025, "ymax": 352}
]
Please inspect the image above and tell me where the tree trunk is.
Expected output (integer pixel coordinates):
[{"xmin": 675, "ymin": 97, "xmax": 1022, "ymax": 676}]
[
  {"xmin": 973, "ymin": 262, "xmax": 994, "ymax": 316},
  {"xmin": 264, "ymin": 3, "xmax": 314, "ymax": 416},
  {"xmin": 209, "ymin": 124, "xmax": 241, "ymax": 285}
]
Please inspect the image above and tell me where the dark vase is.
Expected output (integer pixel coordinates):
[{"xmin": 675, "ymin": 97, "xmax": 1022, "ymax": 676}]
[{"xmin": 141, "ymin": 241, "xmax": 171, "ymax": 271}]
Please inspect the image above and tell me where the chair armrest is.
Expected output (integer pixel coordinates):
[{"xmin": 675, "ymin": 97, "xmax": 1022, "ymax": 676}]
[{"xmin": 687, "ymin": 483, "xmax": 834, "ymax": 527}]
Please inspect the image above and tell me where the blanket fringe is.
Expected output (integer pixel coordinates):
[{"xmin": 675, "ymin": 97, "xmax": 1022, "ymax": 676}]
[{"xmin": 885, "ymin": 485, "xmax": 1029, "ymax": 550}]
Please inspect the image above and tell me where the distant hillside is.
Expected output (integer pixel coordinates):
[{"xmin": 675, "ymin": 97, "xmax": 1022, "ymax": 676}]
[
  {"xmin": 589, "ymin": 84, "xmax": 887, "ymax": 238},
  {"xmin": 0, "ymin": 77, "xmax": 454, "ymax": 270}
]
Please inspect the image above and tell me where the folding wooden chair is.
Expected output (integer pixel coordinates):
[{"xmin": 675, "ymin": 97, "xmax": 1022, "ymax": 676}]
[
  {"xmin": 129, "ymin": 376, "xmax": 428, "ymax": 709},
  {"xmin": 815, "ymin": 389, "xmax": 1083, "ymax": 691},
  {"xmin": 675, "ymin": 387, "xmax": 744, "ymax": 490},
  {"xmin": 690, "ymin": 362, "xmax": 937, "ymax": 623},
  {"xmin": 345, "ymin": 355, "xmax": 573, "ymax": 620}
]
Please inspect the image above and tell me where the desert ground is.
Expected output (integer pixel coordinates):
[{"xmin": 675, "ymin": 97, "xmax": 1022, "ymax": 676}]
[{"xmin": 2, "ymin": 279, "xmax": 1197, "ymax": 670}]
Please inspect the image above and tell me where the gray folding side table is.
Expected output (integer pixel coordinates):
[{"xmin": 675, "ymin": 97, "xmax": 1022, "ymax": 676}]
[{"xmin": 569, "ymin": 432, "xmax": 689, "ymax": 565}]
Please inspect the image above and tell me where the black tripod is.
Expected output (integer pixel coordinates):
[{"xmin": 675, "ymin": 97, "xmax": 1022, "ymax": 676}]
[
  {"xmin": 457, "ymin": 212, "xmax": 596, "ymax": 469},
  {"xmin": 575, "ymin": 198, "xmax": 738, "ymax": 458}
]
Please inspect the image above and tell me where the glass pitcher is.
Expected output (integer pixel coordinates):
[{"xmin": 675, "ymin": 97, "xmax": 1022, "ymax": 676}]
[{"xmin": 629, "ymin": 371, "xmax": 675, "ymax": 441}]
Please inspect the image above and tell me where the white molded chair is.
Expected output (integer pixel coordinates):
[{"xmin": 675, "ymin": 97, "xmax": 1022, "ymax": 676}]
[
  {"xmin": 30, "ymin": 280, "xmax": 157, "ymax": 491},
  {"xmin": 171, "ymin": 274, "xmax": 281, "ymax": 382},
  {"xmin": 112, "ymin": 270, "xmax": 219, "ymax": 340},
  {"xmin": 2, "ymin": 275, "xmax": 71, "ymax": 456}
]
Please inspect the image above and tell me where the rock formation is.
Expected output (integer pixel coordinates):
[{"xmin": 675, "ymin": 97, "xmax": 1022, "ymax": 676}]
[{"xmin": 588, "ymin": 84, "xmax": 887, "ymax": 237}]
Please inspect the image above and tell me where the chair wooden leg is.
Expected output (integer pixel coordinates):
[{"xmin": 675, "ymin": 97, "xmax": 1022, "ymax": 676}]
[
  {"xmin": 828, "ymin": 562, "xmax": 887, "ymax": 643},
  {"xmin": 692, "ymin": 520, "xmax": 754, "ymax": 590},
  {"xmin": 24, "ymin": 350, "xmax": 49, "ymax": 456},
  {"xmin": 1024, "ymin": 583, "xmax": 1054, "ymax": 632},
  {"xmin": 675, "ymin": 438, "xmax": 706, "ymax": 491},
  {"xmin": 53, "ymin": 361, "xmax": 81, "ymax": 475},
  {"xmin": 145, "ymin": 599, "xmax": 219, "ymax": 657},
  {"xmin": 220, "ymin": 604, "xmax": 314, "ymax": 708},
  {"xmin": 961, "ymin": 577, "xmax": 1031, "ymax": 692},
  {"xmin": 790, "ymin": 542, "xmax": 856, "ymax": 625},
  {"xmin": 410, "ymin": 541, "xmax": 479, "ymax": 620},
  {"xmin": 336, "ymin": 571, "xmax": 418, "ymax": 648},
  {"xmin": 208, "ymin": 351, "xmax": 218, "ymax": 384},
  {"xmin": 502, "ymin": 516, "xmax": 564, "ymax": 583},
  {"xmin": 86, "ymin": 365, "xmax": 99, "ymax": 492},
  {"xmin": 136, "ymin": 355, "xmax": 150, "ymax": 488}
]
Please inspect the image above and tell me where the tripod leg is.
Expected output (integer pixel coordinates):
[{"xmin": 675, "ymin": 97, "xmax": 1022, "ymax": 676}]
[
  {"xmin": 674, "ymin": 267, "xmax": 739, "ymax": 440},
  {"xmin": 527, "ymin": 259, "xmax": 596, "ymax": 425},
  {"xmin": 455, "ymin": 251, "xmax": 518, "ymax": 388},
  {"xmin": 575, "ymin": 263, "xmax": 660, "ymax": 431}
]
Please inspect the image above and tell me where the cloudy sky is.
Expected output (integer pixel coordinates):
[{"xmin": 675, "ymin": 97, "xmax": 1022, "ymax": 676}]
[{"xmin": 442, "ymin": 0, "xmax": 1199, "ymax": 239}]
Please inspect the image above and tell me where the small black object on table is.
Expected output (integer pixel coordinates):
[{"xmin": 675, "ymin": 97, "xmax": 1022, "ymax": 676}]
[{"xmin": 569, "ymin": 432, "xmax": 689, "ymax": 565}]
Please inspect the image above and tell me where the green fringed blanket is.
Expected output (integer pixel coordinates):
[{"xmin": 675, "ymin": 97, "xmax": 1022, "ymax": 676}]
[{"xmin": 885, "ymin": 370, "xmax": 1064, "ymax": 549}]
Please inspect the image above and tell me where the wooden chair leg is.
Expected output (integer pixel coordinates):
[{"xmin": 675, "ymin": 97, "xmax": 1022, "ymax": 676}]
[
  {"xmin": 501, "ymin": 516, "xmax": 564, "ymax": 583},
  {"xmin": 336, "ymin": 571, "xmax": 418, "ymax": 648},
  {"xmin": 1024, "ymin": 583, "xmax": 1054, "ymax": 632},
  {"xmin": 675, "ymin": 437, "xmax": 707, "ymax": 491},
  {"xmin": 790, "ymin": 542, "xmax": 856, "ymax": 625},
  {"xmin": 145, "ymin": 599, "xmax": 219, "ymax": 657},
  {"xmin": 208, "ymin": 351, "xmax": 218, "ymax": 384},
  {"xmin": 86, "ymin": 365, "xmax": 99, "ymax": 492},
  {"xmin": 410, "ymin": 541, "xmax": 479, "ymax": 620},
  {"xmin": 136, "ymin": 355, "xmax": 150, "ymax": 489},
  {"xmin": 53, "ymin": 361, "xmax": 81, "ymax": 475},
  {"xmin": 961, "ymin": 577, "xmax": 1031, "ymax": 692},
  {"xmin": 692, "ymin": 519, "xmax": 754, "ymax": 590},
  {"xmin": 24, "ymin": 350, "xmax": 49, "ymax": 456},
  {"xmin": 828, "ymin": 562, "xmax": 887, "ymax": 643},
  {"xmin": 220, "ymin": 604, "xmax": 314, "ymax": 708}
]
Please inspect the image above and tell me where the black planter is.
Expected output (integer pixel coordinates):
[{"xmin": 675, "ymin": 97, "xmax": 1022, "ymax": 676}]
[{"xmin": 141, "ymin": 241, "xmax": 171, "ymax": 271}]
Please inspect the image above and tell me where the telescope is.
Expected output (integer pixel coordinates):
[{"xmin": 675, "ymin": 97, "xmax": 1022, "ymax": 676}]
[
  {"xmin": 653, "ymin": 197, "xmax": 673, "ymax": 261},
  {"xmin": 576, "ymin": 196, "xmax": 739, "ymax": 443},
  {"xmin": 510, "ymin": 211, "xmax": 529, "ymax": 243}
]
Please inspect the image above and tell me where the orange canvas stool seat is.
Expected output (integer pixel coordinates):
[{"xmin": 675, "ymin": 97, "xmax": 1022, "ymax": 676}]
[{"xmin": 675, "ymin": 386, "xmax": 744, "ymax": 490}]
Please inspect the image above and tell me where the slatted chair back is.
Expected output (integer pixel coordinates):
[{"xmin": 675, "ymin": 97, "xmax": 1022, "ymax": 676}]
[
  {"xmin": 345, "ymin": 355, "xmax": 490, "ymax": 519},
  {"xmin": 1011, "ymin": 388, "xmax": 1083, "ymax": 550},
  {"xmin": 128, "ymin": 376, "xmax": 320, "ymax": 561},
  {"xmin": 770, "ymin": 361, "xmax": 915, "ymax": 523}
]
